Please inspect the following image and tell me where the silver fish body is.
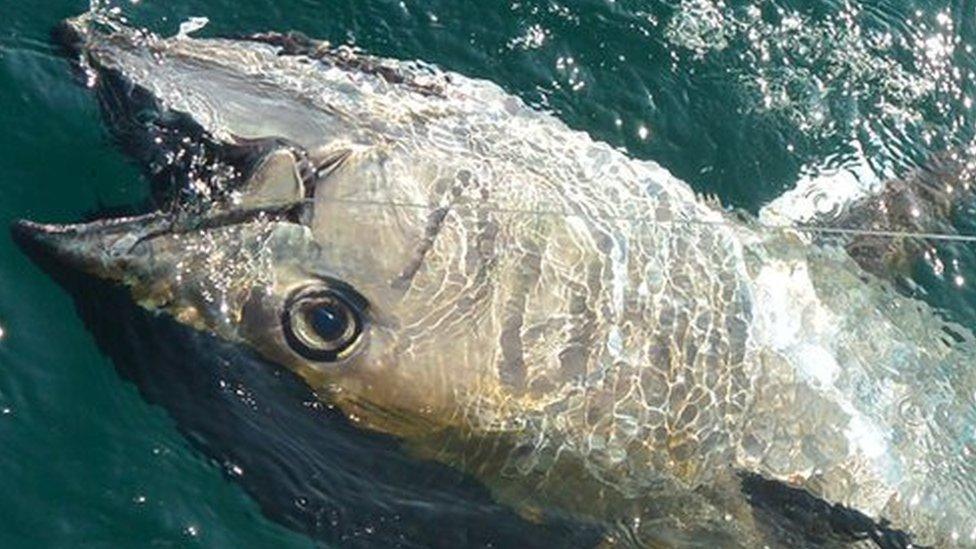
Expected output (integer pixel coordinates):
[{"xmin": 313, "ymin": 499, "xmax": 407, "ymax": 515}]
[{"xmin": 17, "ymin": 13, "xmax": 976, "ymax": 546}]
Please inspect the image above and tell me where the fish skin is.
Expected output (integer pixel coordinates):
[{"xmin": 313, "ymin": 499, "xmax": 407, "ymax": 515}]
[{"xmin": 17, "ymin": 12, "xmax": 976, "ymax": 546}]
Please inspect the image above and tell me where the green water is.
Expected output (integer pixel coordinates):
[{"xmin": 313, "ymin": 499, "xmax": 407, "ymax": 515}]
[{"xmin": 1, "ymin": 0, "xmax": 975, "ymax": 546}]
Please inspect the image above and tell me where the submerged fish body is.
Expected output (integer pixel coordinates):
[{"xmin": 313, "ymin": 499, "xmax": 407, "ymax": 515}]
[{"xmin": 18, "ymin": 13, "xmax": 976, "ymax": 546}]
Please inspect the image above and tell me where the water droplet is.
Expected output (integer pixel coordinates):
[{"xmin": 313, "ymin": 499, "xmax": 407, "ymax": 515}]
[{"xmin": 176, "ymin": 16, "xmax": 209, "ymax": 39}]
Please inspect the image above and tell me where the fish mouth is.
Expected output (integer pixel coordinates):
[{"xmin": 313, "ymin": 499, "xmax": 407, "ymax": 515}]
[
  {"xmin": 50, "ymin": 17, "xmax": 326, "ymax": 209},
  {"xmin": 22, "ymin": 12, "xmax": 327, "ymax": 277}
]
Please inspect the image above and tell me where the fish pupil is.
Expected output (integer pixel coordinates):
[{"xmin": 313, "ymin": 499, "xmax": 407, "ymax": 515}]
[{"xmin": 308, "ymin": 304, "xmax": 347, "ymax": 341}]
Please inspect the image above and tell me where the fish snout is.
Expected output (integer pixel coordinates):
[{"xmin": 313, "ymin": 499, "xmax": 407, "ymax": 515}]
[
  {"xmin": 11, "ymin": 215, "xmax": 164, "ymax": 281},
  {"xmin": 12, "ymin": 219, "xmax": 87, "ymax": 265}
]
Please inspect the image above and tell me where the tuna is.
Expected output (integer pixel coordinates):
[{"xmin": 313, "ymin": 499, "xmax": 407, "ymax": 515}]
[{"xmin": 14, "ymin": 12, "xmax": 976, "ymax": 546}]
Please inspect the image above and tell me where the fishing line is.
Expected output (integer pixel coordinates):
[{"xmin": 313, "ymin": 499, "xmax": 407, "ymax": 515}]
[{"xmin": 310, "ymin": 196, "xmax": 976, "ymax": 243}]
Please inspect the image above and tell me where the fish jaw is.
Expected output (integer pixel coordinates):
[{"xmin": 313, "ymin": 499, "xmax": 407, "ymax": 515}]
[
  {"xmin": 11, "ymin": 214, "xmax": 169, "ymax": 284},
  {"xmin": 11, "ymin": 204, "xmax": 297, "ymax": 333},
  {"xmin": 52, "ymin": 12, "xmax": 380, "ymax": 154}
]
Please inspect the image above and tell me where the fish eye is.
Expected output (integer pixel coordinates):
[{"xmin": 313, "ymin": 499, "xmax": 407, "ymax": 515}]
[{"xmin": 282, "ymin": 284, "xmax": 366, "ymax": 362}]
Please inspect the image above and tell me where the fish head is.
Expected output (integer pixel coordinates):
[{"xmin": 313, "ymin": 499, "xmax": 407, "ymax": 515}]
[
  {"xmin": 14, "ymin": 149, "xmax": 496, "ymax": 436},
  {"xmin": 26, "ymin": 14, "xmax": 510, "ymax": 433}
]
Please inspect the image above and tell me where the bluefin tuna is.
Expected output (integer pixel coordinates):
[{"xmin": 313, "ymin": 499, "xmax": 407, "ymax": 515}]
[{"xmin": 14, "ymin": 12, "xmax": 976, "ymax": 547}]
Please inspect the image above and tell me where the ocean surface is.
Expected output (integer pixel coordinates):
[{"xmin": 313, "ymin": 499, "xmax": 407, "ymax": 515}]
[{"xmin": 1, "ymin": 0, "xmax": 976, "ymax": 546}]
